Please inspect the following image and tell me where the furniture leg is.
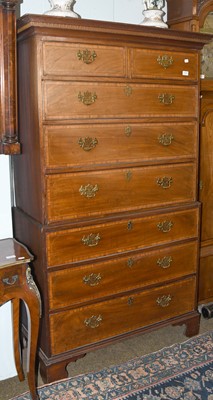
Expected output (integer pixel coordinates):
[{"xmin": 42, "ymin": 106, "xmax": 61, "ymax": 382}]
[{"xmin": 12, "ymin": 298, "xmax": 24, "ymax": 381}]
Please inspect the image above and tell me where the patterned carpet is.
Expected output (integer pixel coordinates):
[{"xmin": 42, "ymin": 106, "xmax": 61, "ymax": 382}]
[{"xmin": 11, "ymin": 331, "xmax": 213, "ymax": 400}]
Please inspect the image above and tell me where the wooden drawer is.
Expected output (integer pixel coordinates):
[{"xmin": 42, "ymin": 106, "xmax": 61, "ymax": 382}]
[
  {"xmin": 43, "ymin": 82, "xmax": 197, "ymax": 120},
  {"xmin": 46, "ymin": 206, "xmax": 199, "ymax": 267},
  {"xmin": 46, "ymin": 163, "xmax": 196, "ymax": 222},
  {"xmin": 50, "ymin": 277, "xmax": 196, "ymax": 354},
  {"xmin": 44, "ymin": 122, "xmax": 197, "ymax": 170},
  {"xmin": 48, "ymin": 241, "xmax": 198, "ymax": 310},
  {"xmin": 131, "ymin": 49, "xmax": 198, "ymax": 81},
  {"xmin": 0, "ymin": 265, "xmax": 24, "ymax": 295},
  {"xmin": 42, "ymin": 42, "xmax": 126, "ymax": 78}
]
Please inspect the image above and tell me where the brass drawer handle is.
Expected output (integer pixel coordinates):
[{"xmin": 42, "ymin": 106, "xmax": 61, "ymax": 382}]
[
  {"xmin": 2, "ymin": 275, "xmax": 19, "ymax": 286},
  {"xmin": 158, "ymin": 93, "xmax": 175, "ymax": 105},
  {"xmin": 78, "ymin": 91, "xmax": 97, "ymax": 106},
  {"xmin": 157, "ymin": 55, "xmax": 174, "ymax": 69},
  {"xmin": 157, "ymin": 256, "xmax": 173, "ymax": 269},
  {"xmin": 78, "ymin": 137, "xmax": 98, "ymax": 151},
  {"xmin": 84, "ymin": 314, "xmax": 103, "ymax": 328},
  {"xmin": 157, "ymin": 220, "xmax": 174, "ymax": 233},
  {"xmin": 77, "ymin": 49, "xmax": 97, "ymax": 64},
  {"xmin": 157, "ymin": 177, "xmax": 173, "ymax": 189},
  {"xmin": 156, "ymin": 294, "xmax": 172, "ymax": 307},
  {"xmin": 82, "ymin": 233, "xmax": 101, "ymax": 247},
  {"xmin": 158, "ymin": 134, "xmax": 174, "ymax": 146},
  {"xmin": 79, "ymin": 184, "xmax": 99, "ymax": 198},
  {"xmin": 83, "ymin": 273, "xmax": 102, "ymax": 286},
  {"xmin": 124, "ymin": 85, "xmax": 133, "ymax": 96}
]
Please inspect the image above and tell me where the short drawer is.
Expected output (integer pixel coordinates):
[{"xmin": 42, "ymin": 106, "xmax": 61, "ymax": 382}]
[
  {"xmin": 48, "ymin": 241, "xmax": 198, "ymax": 310},
  {"xmin": 0, "ymin": 265, "xmax": 23, "ymax": 294},
  {"xmin": 46, "ymin": 163, "xmax": 196, "ymax": 222},
  {"xmin": 43, "ymin": 82, "xmax": 197, "ymax": 120},
  {"xmin": 44, "ymin": 122, "xmax": 197, "ymax": 170},
  {"xmin": 131, "ymin": 49, "xmax": 198, "ymax": 81},
  {"xmin": 46, "ymin": 206, "xmax": 199, "ymax": 267},
  {"xmin": 42, "ymin": 42, "xmax": 126, "ymax": 78},
  {"xmin": 50, "ymin": 277, "xmax": 196, "ymax": 354}
]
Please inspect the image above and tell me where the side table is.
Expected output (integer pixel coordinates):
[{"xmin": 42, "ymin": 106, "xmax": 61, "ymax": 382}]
[{"xmin": 0, "ymin": 238, "xmax": 41, "ymax": 400}]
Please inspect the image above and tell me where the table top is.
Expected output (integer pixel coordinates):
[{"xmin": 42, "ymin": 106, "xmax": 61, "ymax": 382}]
[{"xmin": 0, "ymin": 238, "xmax": 33, "ymax": 268}]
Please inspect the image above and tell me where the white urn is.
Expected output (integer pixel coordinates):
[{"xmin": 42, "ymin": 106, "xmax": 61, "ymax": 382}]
[
  {"xmin": 141, "ymin": 0, "xmax": 168, "ymax": 28},
  {"xmin": 44, "ymin": 0, "xmax": 80, "ymax": 18}
]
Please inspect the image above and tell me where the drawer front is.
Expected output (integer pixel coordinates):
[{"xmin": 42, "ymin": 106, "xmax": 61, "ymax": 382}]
[
  {"xmin": 46, "ymin": 206, "xmax": 199, "ymax": 267},
  {"xmin": 0, "ymin": 265, "xmax": 22, "ymax": 295},
  {"xmin": 50, "ymin": 277, "xmax": 196, "ymax": 354},
  {"xmin": 46, "ymin": 163, "xmax": 196, "ymax": 222},
  {"xmin": 48, "ymin": 241, "xmax": 198, "ymax": 310},
  {"xmin": 43, "ymin": 82, "xmax": 197, "ymax": 120},
  {"xmin": 43, "ymin": 42, "xmax": 126, "ymax": 77},
  {"xmin": 44, "ymin": 122, "xmax": 197, "ymax": 170},
  {"xmin": 131, "ymin": 49, "xmax": 198, "ymax": 81}
]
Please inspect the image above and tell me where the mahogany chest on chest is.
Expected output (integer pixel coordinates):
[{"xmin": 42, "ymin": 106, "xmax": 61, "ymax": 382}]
[{"xmin": 12, "ymin": 14, "xmax": 211, "ymax": 383}]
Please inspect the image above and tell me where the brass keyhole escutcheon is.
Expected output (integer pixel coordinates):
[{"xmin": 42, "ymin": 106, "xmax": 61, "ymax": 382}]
[
  {"xmin": 126, "ymin": 170, "xmax": 132, "ymax": 181},
  {"xmin": 127, "ymin": 221, "xmax": 133, "ymax": 231},
  {"xmin": 128, "ymin": 297, "xmax": 134, "ymax": 306},
  {"xmin": 124, "ymin": 85, "xmax": 133, "ymax": 96},
  {"xmin": 125, "ymin": 126, "xmax": 132, "ymax": 137},
  {"xmin": 127, "ymin": 258, "xmax": 134, "ymax": 268}
]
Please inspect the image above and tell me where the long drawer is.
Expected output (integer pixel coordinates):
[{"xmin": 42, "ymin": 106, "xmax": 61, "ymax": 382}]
[
  {"xmin": 44, "ymin": 122, "xmax": 197, "ymax": 170},
  {"xmin": 46, "ymin": 163, "xmax": 196, "ymax": 222},
  {"xmin": 46, "ymin": 206, "xmax": 199, "ymax": 267},
  {"xmin": 50, "ymin": 277, "xmax": 196, "ymax": 355},
  {"xmin": 48, "ymin": 241, "xmax": 198, "ymax": 310},
  {"xmin": 43, "ymin": 82, "xmax": 197, "ymax": 120}
]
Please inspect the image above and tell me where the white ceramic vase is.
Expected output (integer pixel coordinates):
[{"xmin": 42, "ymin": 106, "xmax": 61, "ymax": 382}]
[
  {"xmin": 44, "ymin": 0, "xmax": 80, "ymax": 18},
  {"xmin": 141, "ymin": 9, "xmax": 168, "ymax": 28},
  {"xmin": 141, "ymin": 0, "xmax": 168, "ymax": 28}
]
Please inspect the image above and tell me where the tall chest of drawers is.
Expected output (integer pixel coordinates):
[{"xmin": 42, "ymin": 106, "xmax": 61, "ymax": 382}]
[{"xmin": 12, "ymin": 15, "xmax": 211, "ymax": 383}]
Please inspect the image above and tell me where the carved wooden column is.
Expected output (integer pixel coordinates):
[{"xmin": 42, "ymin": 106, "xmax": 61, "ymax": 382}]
[{"xmin": 0, "ymin": 0, "xmax": 20, "ymax": 154}]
